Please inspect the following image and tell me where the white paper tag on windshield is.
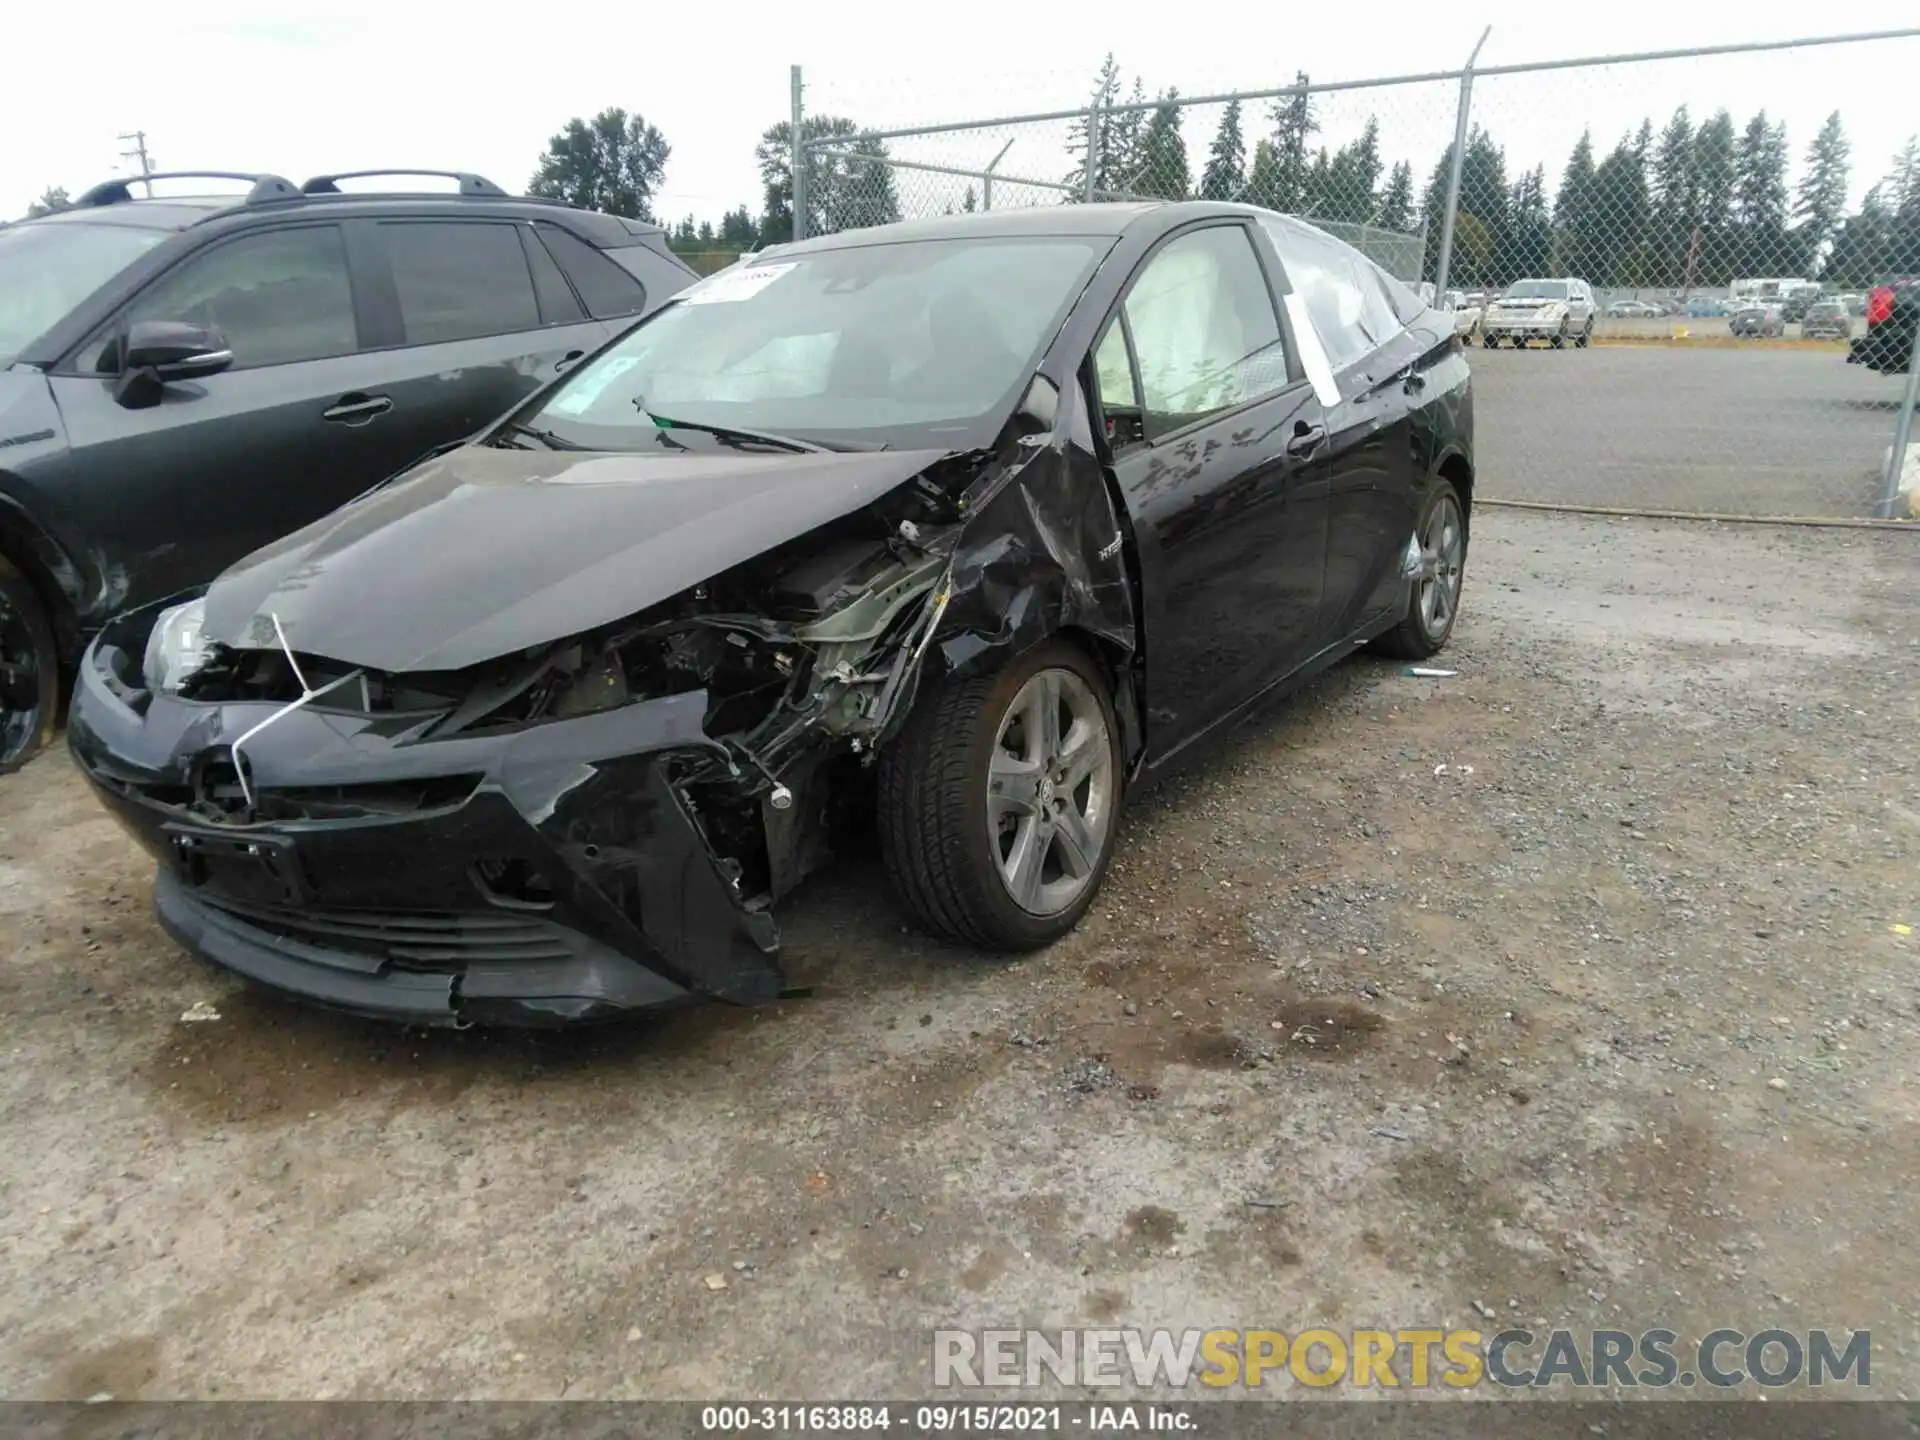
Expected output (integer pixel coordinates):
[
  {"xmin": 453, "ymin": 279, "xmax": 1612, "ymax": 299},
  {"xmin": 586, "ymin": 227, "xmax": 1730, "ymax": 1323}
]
[{"xmin": 683, "ymin": 262, "xmax": 798, "ymax": 305}]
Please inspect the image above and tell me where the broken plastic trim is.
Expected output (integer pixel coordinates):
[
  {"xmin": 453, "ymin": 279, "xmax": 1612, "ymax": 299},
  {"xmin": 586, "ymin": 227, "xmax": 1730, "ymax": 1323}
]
[{"xmin": 229, "ymin": 614, "xmax": 364, "ymax": 812}]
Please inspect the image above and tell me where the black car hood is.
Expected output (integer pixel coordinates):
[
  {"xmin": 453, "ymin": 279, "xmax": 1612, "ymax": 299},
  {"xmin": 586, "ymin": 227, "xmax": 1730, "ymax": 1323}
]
[{"xmin": 202, "ymin": 443, "xmax": 951, "ymax": 673}]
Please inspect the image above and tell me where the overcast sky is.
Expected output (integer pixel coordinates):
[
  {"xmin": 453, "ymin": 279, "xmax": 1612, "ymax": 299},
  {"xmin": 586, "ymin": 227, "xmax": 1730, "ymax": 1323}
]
[{"xmin": 11, "ymin": 2, "xmax": 1918, "ymax": 228}]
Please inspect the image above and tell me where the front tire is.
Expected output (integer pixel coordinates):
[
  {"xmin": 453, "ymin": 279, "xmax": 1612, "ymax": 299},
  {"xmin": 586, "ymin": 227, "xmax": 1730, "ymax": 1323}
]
[
  {"xmin": 1575, "ymin": 319, "xmax": 1593, "ymax": 348},
  {"xmin": 878, "ymin": 638, "xmax": 1124, "ymax": 950},
  {"xmin": 1370, "ymin": 480, "xmax": 1468, "ymax": 661},
  {"xmin": 0, "ymin": 555, "xmax": 59, "ymax": 774}
]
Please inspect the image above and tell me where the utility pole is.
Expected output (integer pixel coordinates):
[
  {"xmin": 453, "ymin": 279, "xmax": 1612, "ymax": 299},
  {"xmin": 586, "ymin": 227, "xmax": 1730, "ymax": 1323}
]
[{"xmin": 118, "ymin": 131, "xmax": 154, "ymax": 197}]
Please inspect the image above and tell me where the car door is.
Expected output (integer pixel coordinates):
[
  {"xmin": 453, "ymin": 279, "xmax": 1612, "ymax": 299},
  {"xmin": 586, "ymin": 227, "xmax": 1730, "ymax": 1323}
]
[
  {"xmin": 340, "ymin": 218, "xmax": 620, "ymax": 483},
  {"xmin": 1256, "ymin": 217, "xmax": 1424, "ymax": 642},
  {"xmin": 43, "ymin": 221, "xmax": 394, "ymax": 608},
  {"xmin": 1091, "ymin": 220, "xmax": 1330, "ymax": 759}
]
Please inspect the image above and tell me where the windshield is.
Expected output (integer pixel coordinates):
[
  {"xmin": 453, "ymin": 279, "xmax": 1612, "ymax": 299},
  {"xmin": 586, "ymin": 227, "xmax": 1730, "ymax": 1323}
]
[
  {"xmin": 0, "ymin": 221, "xmax": 169, "ymax": 364},
  {"xmin": 526, "ymin": 235, "xmax": 1109, "ymax": 451},
  {"xmin": 1503, "ymin": 281, "xmax": 1571, "ymax": 300}
]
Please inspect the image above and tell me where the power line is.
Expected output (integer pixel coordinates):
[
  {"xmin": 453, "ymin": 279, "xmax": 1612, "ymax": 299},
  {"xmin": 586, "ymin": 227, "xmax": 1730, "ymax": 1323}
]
[{"xmin": 117, "ymin": 131, "xmax": 154, "ymax": 197}]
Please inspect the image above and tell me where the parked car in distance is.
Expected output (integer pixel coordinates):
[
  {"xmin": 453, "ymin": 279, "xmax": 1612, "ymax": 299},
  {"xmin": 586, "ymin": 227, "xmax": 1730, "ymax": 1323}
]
[
  {"xmin": 0, "ymin": 168, "xmax": 697, "ymax": 771},
  {"xmin": 1836, "ymin": 292, "xmax": 1867, "ymax": 316},
  {"xmin": 1800, "ymin": 300, "xmax": 1852, "ymax": 340},
  {"xmin": 68, "ymin": 201, "xmax": 1476, "ymax": 1029},
  {"xmin": 1480, "ymin": 278, "xmax": 1596, "ymax": 348},
  {"xmin": 1440, "ymin": 289, "xmax": 1481, "ymax": 337},
  {"xmin": 1728, "ymin": 303, "xmax": 1785, "ymax": 338},
  {"xmin": 1780, "ymin": 287, "xmax": 1824, "ymax": 324},
  {"xmin": 1685, "ymin": 297, "xmax": 1729, "ymax": 318},
  {"xmin": 1605, "ymin": 300, "xmax": 1659, "ymax": 318},
  {"xmin": 1848, "ymin": 278, "xmax": 1918, "ymax": 374}
]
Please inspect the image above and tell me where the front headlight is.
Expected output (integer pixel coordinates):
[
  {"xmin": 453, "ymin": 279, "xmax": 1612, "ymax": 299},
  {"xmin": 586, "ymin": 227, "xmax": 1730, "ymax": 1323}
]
[{"xmin": 144, "ymin": 599, "xmax": 212, "ymax": 694}]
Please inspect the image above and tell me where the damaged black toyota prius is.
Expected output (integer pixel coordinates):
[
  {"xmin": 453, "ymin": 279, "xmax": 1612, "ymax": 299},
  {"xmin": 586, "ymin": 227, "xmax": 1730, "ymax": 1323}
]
[{"xmin": 68, "ymin": 202, "xmax": 1474, "ymax": 1027}]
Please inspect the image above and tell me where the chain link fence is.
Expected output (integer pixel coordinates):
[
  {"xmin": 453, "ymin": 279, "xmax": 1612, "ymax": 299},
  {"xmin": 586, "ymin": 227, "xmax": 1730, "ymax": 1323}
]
[{"xmin": 790, "ymin": 30, "xmax": 1920, "ymax": 522}]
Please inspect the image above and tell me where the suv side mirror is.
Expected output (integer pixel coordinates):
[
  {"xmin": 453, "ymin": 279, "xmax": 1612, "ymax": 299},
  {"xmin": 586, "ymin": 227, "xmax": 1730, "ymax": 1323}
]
[{"xmin": 112, "ymin": 320, "xmax": 233, "ymax": 409}]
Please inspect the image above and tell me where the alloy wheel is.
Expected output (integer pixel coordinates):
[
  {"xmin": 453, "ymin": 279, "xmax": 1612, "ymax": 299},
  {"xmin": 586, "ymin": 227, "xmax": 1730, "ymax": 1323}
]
[
  {"xmin": 986, "ymin": 667, "xmax": 1116, "ymax": 917},
  {"xmin": 1418, "ymin": 493, "xmax": 1466, "ymax": 640},
  {"xmin": 0, "ymin": 591, "xmax": 45, "ymax": 766}
]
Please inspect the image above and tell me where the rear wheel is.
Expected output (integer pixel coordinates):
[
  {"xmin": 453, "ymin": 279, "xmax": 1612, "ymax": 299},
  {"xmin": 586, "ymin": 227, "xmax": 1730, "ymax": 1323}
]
[
  {"xmin": 878, "ymin": 639, "xmax": 1124, "ymax": 950},
  {"xmin": 1370, "ymin": 480, "xmax": 1468, "ymax": 661},
  {"xmin": 0, "ymin": 555, "xmax": 59, "ymax": 774}
]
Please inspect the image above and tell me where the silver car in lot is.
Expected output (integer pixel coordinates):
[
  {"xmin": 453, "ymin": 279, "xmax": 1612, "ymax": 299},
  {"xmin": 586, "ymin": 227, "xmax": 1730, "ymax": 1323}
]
[
  {"xmin": 1480, "ymin": 278, "xmax": 1597, "ymax": 348},
  {"xmin": 1728, "ymin": 303, "xmax": 1785, "ymax": 338}
]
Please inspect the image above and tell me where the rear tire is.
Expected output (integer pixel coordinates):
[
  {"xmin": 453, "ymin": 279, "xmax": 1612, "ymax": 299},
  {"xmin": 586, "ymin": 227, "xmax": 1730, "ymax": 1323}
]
[
  {"xmin": 1370, "ymin": 480, "xmax": 1468, "ymax": 661},
  {"xmin": 877, "ymin": 638, "xmax": 1124, "ymax": 950},
  {"xmin": 0, "ymin": 555, "xmax": 59, "ymax": 775}
]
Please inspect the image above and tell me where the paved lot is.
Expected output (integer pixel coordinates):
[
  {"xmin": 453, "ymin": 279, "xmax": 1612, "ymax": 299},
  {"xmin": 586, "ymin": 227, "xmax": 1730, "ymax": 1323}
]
[
  {"xmin": 1473, "ymin": 346, "xmax": 1905, "ymax": 517},
  {"xmin": 2, "ymin": 509, "xmax": 1918, "ymax": 1401}
]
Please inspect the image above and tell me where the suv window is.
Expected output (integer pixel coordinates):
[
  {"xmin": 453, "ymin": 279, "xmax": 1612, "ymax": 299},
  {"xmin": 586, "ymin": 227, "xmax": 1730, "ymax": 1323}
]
[
  {"xmin": 1119, "ymin": 225, "xmax": 1290, "ymax": 441},
  {"xmin": 536, "ymin": 226, "xmax": 649, "ymax": 320},
  {"xmin": 1260, "ymin": 217, "xmax": 1403, "ymax": 371},
  {"xmin": 384, "ymin": 221, "xmax": 542, "ymax": 344},
  {"xmin": 126, "ymin": 224, "xmax": 357, "ymax": 370}
]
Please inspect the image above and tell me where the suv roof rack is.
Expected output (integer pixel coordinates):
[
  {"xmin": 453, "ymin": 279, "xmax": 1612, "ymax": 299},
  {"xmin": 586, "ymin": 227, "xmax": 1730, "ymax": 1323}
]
[
  {"xmin": 299, "ymin": 169, "xmax": 508, "ymax": 198},
  {"xmin": 74, "ymin": 171, "xmax": 300, "ymax": 208}
]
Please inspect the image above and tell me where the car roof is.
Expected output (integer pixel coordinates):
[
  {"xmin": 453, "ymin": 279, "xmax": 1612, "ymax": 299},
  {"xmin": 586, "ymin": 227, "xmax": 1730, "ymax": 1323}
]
[
  {"xmin": 17, "ymin": 170, "xmax": 675, "ymax": 243},
  {"xmin": 759, "ymin": 200, "xmax": 1282, "ymax": 258}
]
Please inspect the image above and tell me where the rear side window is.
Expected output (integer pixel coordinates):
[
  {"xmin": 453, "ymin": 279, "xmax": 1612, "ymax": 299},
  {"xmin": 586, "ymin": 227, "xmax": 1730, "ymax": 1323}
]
[
  {"xmin": 127, "ymin": 224, "xmax": 356, "ymax": 369},
  {"xmin": 1260, "ymin": 216, "xmax": 1404, "ymax": 371},
  {"xmin": 384, "ymin": 221, "xmax": 541, "ymax": 344},
  {"xmin": 520, "ymin": 228, "xmax": 585, "ymax": 325},
  {"xmin": 536, "ymin": 226, "xmax": 649, "ymax": 320}
]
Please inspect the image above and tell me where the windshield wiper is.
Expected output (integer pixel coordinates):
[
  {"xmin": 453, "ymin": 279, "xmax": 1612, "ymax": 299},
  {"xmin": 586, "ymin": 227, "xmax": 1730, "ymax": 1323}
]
[
  {"xmin": 495, "ymin": 420, "xmax": 587, "ymax": 451},
  {"xmin": 634, "ymin": 402, "xmax": 828, "ymax": 455}
]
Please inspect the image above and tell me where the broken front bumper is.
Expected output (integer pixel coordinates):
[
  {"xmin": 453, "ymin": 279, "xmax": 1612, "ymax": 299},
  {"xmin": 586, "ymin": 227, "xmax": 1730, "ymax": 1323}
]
[{"xmin": 67, "ymin": 642, "xmax": 784, "ymax": 1028}]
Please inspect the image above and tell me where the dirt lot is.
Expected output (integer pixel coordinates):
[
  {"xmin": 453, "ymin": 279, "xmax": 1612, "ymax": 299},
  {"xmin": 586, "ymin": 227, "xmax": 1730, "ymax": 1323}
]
[{"xmin": 2, "ymin": 509, "xmax": 1918, "ymax": 1402}]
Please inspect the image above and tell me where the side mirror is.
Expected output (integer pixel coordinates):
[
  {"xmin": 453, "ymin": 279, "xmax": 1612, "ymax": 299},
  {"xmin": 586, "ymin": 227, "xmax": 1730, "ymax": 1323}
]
[{"xmin": 112, "ymin": 320, "xmax": 233, "ymax": 409}]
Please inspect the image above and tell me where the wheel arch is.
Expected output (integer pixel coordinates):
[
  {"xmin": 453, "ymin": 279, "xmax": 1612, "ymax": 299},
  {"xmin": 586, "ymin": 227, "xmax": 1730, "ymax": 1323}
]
[{"xmin": 0, "ymin": 489, "xmax": 86, "ymax": 665}]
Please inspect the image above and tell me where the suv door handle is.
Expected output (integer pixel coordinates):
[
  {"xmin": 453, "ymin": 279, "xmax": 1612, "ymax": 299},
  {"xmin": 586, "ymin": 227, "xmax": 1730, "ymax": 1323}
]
[
  {"xmin": 554, "ymin": 349, "xmax": 586, "ymax": 373},
  {"xmin": 322, "ymin": 393, "xmax": 392, "ymax": 425},
  {"xmin": 1285, "ymin": 422, "xmax": 1327, "ymax": 457}
]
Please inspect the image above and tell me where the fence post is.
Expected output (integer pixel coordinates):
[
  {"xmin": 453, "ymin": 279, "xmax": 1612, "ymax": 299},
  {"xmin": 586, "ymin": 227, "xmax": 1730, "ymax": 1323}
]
[
  {"xmin": 1432, "ymin": 26, "xmax": 1490, "ymax": 299},
  {"xmin": 983, "ymin": 137, "xmax": 1013, "ymax": 212},
  {"xmin": 790, "ymin": 64, "xmax": 808, "ymax": 242},
  {"xmin": 1083, "ymin": 101, "xmax": 1102, "ymax": 202},
  {"xmin": 1877, "ymin": 320, "xmax": 1920, "ymax": 519}
]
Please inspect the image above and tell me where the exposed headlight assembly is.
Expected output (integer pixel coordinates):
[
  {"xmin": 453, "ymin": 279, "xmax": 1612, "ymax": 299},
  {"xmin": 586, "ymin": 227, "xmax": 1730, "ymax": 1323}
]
[{"xmin": 144, "ymin": 598, "xmax": 213, "ymax": 694}]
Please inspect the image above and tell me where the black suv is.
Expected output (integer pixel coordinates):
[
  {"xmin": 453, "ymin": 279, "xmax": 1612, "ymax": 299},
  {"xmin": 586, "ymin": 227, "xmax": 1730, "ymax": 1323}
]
[{"xmin": 0, "ymin": 168, "xmax": 695, "ymax": 769}]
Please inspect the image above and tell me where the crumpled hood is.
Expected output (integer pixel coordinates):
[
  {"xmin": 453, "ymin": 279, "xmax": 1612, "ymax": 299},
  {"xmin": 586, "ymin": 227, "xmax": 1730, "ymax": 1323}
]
[{"xmin": 202, "ymin": 443, "xmax": 951, "ymax": 673}]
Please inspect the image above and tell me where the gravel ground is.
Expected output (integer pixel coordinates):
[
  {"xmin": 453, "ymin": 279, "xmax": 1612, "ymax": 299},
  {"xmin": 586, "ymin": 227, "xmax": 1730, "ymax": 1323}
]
[
  {"xmin": 1473, "ymin": 346, "xmax": 1907, "ymax": 518},
  {"xmin": 1, "ymin": 508, "xmax": 1917, "ymax": 1402}
]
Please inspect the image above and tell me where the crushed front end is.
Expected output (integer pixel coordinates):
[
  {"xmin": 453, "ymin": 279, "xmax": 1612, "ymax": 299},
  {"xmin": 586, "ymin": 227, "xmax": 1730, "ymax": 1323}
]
[{"xmin": 67, "ymin": 484, "xmax": 982, "ymax": 1029}]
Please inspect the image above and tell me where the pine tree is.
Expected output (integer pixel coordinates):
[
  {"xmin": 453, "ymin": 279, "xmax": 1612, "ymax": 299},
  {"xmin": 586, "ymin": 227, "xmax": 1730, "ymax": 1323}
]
[
  {"xmin": 1377, "ymin": 161, "xmax": 1415, "ymax": 232},
  {"xmin": 1732, "ymin": 111, "xmax": 1791, "ymax": 275},
  {"xmin": 1265, "ymin": 71, "xmax": 1316, "ymax": 213},
  {"xmin": 1135, "ymin": 91, "xmax": 1190, "ymax": 200},
  {"xmin": 1064, "ymin": 54, "xmax": 1124, "ymax": 199},
  {"xmin": 1244, "ymin": 138, "xmax": 1283, "ymax": 210},
  {"xmin": 1691, "ymin": 110, "xmax": 1738, "ymax": 283},
  {"xmin": 1890, "ymin": 137, "xmax": 1920, "ymax": 274},
  {"xmin": 962, "ymin": 185, "xmax": 977, "ymax": 212},
  {"xmin": 1108, "ymin": 79, "xmax": 1149, "ymax": 195},
  {"xmin": 1199, "ymin": 99, "xmax": 1246, "ymax": 202},
  {"xmin": 1506, "ymin": 166, "xmax": 1553, "ymax": 283},
  {"xmin": 1320, "ymin": 117, "xmax": 1383, "ymax": 224},
  {"xmin": 1553, "ymin": 129, "xmax": 1598, "ymax": 278},
  {"xmin": 1793, "ymin": 112, "xmax": 1850, "ymax": 270},
  {"xmin": 1648, "ymin": 107, "xmax": 1697, "ymax": 286},
  {"xmin": 1588, "ymin": 133, "xmax": 1651, "ymax": 285},
  {"xmin": 1825, "ymin": 184, "xmax": 1890, "ymax": 288}
]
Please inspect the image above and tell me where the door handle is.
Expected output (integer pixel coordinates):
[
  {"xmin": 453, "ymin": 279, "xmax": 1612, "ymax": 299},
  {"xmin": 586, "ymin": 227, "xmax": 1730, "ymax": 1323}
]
[
  {"xmin": 554, "ymin": 350, "xmax": 586, "ymax": 374},
  {"xmin": 1403, "ymin": 371, "xmax": 1426, "ymax": 393},
  {"xmin": 322, "ymin": 393, "xmax": 392, "ymax": 425},
  {"xmin": 1285, "ymin": 423, "xmax": 1327, "ymax": 457}
]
